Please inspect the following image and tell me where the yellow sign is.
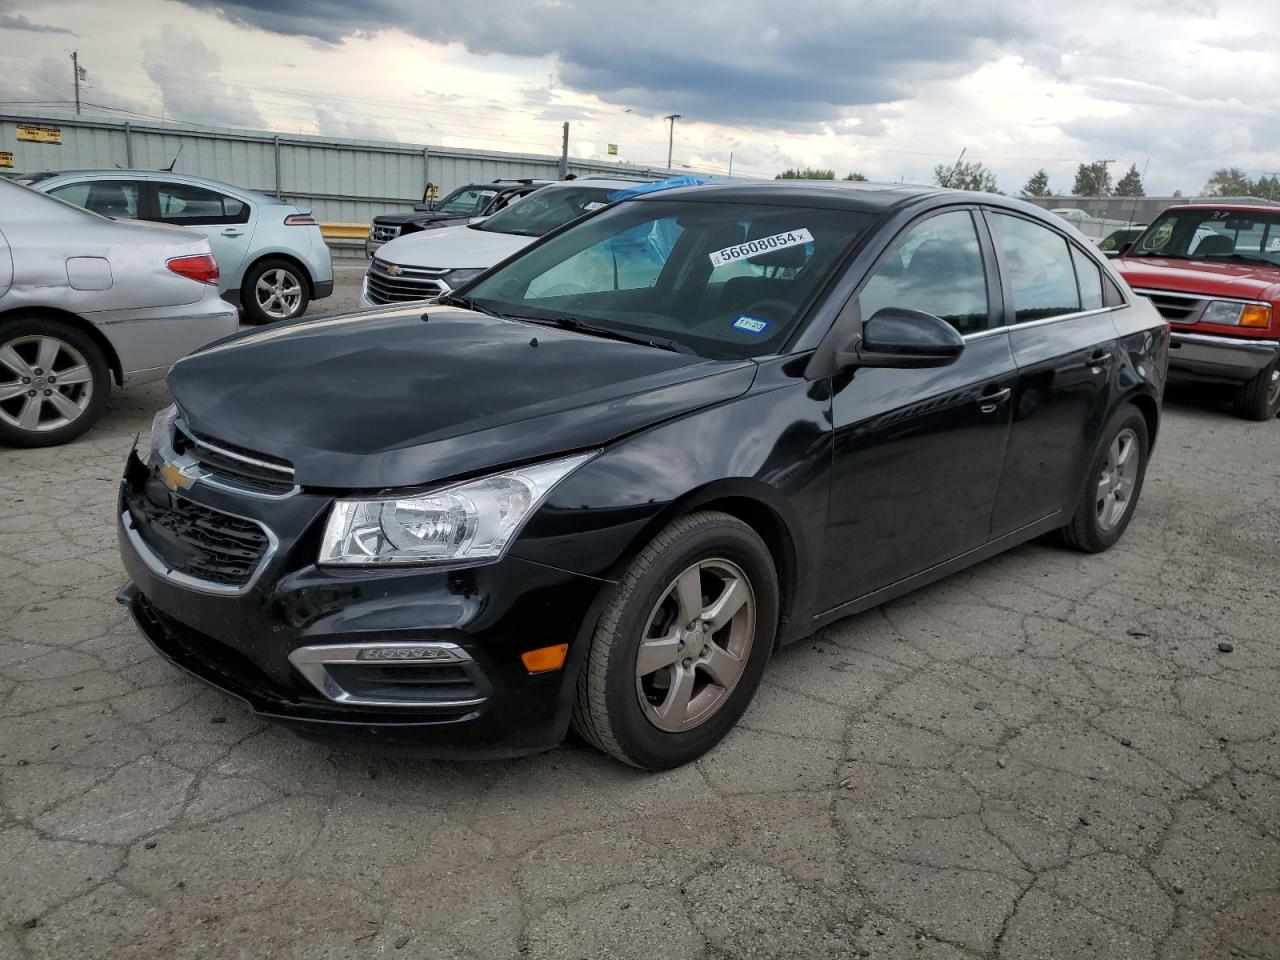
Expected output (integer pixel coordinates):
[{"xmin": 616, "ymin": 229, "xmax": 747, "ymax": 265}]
[
  {"xmin": 0, "ymin": 152, "xmax": 12, "ymax": 168},
  {"xmin": 17, "ymin": 125, "xmax": 61, "ymax": 145},
  {"xmin": 607, "ymin": 143, "xmax": 618, "ymax": 156}
]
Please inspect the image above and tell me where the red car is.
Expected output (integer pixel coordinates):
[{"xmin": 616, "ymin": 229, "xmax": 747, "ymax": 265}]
[{"xmin": 1116, "ymin": 203, "xmax": 1280, "ymax": 420}]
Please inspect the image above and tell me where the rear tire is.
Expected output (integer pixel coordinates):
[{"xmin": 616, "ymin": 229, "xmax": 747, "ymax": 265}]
[
  {"xmin": 0, "ymin": 317, "xmax": 110, "ymax": 447},
  {"xmin": 1232, "ymin": 358, "xmax": 1280, "ymax": 421},
  {"xmin": 241, "ymin": 258, "xmax": 310, "ymax": 325},
  {"xmin": 571, "ymin": 511, "xmax": 779, "ymax": 769},
  {"xmin": 1059, "ymin": 404, "xmax": 1149, "ymax": 553}
]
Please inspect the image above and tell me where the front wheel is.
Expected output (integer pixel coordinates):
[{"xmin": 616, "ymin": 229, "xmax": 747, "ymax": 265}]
[
  {"xmin": 571, "ymin": 511, "xmax": 779, "ymax": 769},
  {"xmin": 1059, "ymin": 405, "xmax": 1150, "ymax": 553},
  {"xmin": 1232, "ymin": 358, "xmax": 1280, "ymax": 421},
  {"xmin": 241, "ymin": 258, "xmax": 310, "ymax": 325}
]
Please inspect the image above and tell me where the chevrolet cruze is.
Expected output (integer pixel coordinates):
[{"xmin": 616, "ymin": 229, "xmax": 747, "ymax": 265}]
[{"xmin": 118, "ymin": 182, "xmax": 1167, "ymax": 768}]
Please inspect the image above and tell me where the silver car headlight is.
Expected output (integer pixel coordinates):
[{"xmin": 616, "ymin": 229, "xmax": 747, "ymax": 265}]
[
  {"xmin": 1200, "ymin": 300, "xmax": 1271, "ymax": 328},
  {"xmin": 133, "ymin": 402, "xmax": 178, "ymax": 463},
  {"xmin": 318, "ymin": 452, "xmax": 596, "ymax": 565}
]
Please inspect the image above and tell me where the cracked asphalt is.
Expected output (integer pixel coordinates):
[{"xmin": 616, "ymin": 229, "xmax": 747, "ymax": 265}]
[{"xmin": 1, "ymin": 277, "xmax": 1278, "ymax": 958}]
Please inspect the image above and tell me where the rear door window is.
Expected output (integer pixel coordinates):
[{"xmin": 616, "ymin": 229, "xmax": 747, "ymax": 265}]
[
  {"xmin": 990, "ymin": 213, "xmax": 1081, "ymax": 323},
  {"xmin": 154, "ymin": 182, "xmax": 250, "ymax": 224},
  {"xmin": 1070, "ymin": 245, "xmax": 1105, "ymax": 310}
]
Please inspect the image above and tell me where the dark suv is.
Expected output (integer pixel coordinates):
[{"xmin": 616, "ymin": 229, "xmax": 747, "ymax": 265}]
[{"xmin": 366, "ymin": 179, "xmax": 550, "ymax": 256}]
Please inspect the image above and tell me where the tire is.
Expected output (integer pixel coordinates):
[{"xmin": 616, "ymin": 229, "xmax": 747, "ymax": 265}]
[
  {"xmin": 0, "ymin": 317, "xmax": 110, "ymax": 447},
  {"xmin": 1058, "ymin": 404, "xmax": 1150, "ymax": 553},
  {"xmin": 571, "ymin": 511, "xmax": 780, "ymax": 769},
  {"xmin": 241, "ymin": 258, "xmax": 310, "ymax": 325},
  {"xmin": 1231, "ymin": 357, "xmax": 1280, "ymax": 421}
]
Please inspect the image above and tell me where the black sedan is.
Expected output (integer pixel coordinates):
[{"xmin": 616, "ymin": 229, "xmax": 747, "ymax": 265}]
[{"xmin": 117, "ymin": 181, "xmax": 1167, "ymax": 769}]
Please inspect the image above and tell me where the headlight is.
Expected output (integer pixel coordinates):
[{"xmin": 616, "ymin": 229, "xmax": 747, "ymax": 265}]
[
  {"xmin": 1201, "ymin": 300, "xmax": 1271, "ymax": 328},
  {"xmin": 133, "ymin": 402, "xmax": 178, "ymax": 463},
  {"xmin": 442, "ymin": 268, "xmax": 484, "ymax": 288},
  {"xmin": 318, "ymin": 452, "xmax": 596, "ymax": 565}
]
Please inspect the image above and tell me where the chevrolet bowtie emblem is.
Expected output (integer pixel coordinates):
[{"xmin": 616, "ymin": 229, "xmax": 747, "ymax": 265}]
[
  {"xmin": 159, "ymin": 461, "xmax": 196, "ymax": 492},
  {"xmin": 386, "ymin": 264, "xmax": 403, "ymax": 276}
]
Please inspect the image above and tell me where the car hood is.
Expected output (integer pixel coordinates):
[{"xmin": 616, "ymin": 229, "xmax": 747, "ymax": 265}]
[
  {"xmin": 373, "ymin": 223, "xmax": 531, "ymax": 271},
  {"xmin": 168, "ymin": 306, "xmax": 756, "ymax": 489},
  {"xmin": 374, "ymin": 211, "xmax": 471, "ymax": 228},
  {"xmin": 1118, "ymin": 257, "xmax": 1280, "ymax": 301}
]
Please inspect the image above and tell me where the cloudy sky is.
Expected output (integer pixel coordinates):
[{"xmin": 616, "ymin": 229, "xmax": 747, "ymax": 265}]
[{"xmin": 1, "ymin": 0, "xmax": 1276, "ymax": 194}]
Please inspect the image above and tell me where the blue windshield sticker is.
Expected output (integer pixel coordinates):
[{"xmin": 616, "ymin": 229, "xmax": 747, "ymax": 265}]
[{"xmin": 732, "ymin": 315, "xmax": 769, "ymax": 335}]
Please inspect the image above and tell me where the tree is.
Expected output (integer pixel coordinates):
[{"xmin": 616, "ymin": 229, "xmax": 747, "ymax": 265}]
[
  {"xmin": 933, "ymin": 159, "xmax": 1000, "ymax": 193},
  {"xmin": 1202, "ymin": 167, "xmax": 1251, "ymax": 196},
  {"xmin": 844, "ymin": 171, "xmax": 868, "ymax": 181},
  {"xmin": 1021, "ymin": 169, "xmax": 1051, "ymax": 197},
  {"xmin": 1115, "ymin": 164, "xmax": 1145, "ymax": 197},
  {"xmin": 775, "ymin": 167, "xmax": 835, "ymax": 180},
  {"xmin": 1072, "ymin": 162, "xmax": 1113, "ymax": 196},
  {"xmin": 1255, "ymin": 175, "xmax": 1280, "ymax": 201}
]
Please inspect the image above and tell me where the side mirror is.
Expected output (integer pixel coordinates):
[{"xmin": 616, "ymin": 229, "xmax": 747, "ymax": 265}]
[{"xmin": 843, "ymin": 307, "xmax": 965, "ymax": 369}]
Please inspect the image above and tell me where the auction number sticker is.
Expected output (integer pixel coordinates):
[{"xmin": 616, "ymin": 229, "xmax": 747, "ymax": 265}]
[
  {"xmin": 584, "ymin": 201, "xmax": 607, "ymax": 211},
  {"xmin": 710, "ymin": 228, "xmax": 813, "ymax": 268}
]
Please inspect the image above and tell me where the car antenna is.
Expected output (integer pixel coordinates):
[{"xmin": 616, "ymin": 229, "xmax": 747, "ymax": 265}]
[
  {"xmin": 162, "ymin": 144, "xmax": 184, "ymax": 172},
  {"xmin": 1125, "ymin": 157, "xmax": 1150, "ymax": 230}
]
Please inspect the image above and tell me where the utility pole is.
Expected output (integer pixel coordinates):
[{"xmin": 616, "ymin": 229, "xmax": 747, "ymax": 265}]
[
  {"xmin": 1096, "ymin": 158, "xmax": 1116, "ymax": 195},
  {"xmin": 664, "ymin": 114, "xmax": 682, "ymax": 171},
  {"xmin": 71, "ymin": 50, "xmax": 85, "ymax": 115},
  {"xmin": 558, "ymin": 121, "xmax": 569, "ymax": 179}
]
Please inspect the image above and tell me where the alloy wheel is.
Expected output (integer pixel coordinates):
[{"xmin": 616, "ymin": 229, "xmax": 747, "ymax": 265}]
[
  {"xmin": 255, "ymin": 268, "xmax": 304, "ymax": 319},
  {"xmin": 0, "ymin": 335, "xmax": 94, "ymax": 433},
  {"xmin": 1266, "ymin": 367, "xmax": 1280, "ymax": 410},
  {"xmin": 635, "ymin": 557, "xmax": 756, "ymax": 733},
  {"xmin": 1096, "ymin": 427, "xmax": 1139, "ymax": 531}
]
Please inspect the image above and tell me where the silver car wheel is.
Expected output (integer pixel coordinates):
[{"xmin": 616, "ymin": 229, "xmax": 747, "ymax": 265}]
[
  {"xmin": 1096, "ymin": 427, "xmax": 1139, "ymax": 531},
  {"xmin": 0, "ymin": 335, "xmax": 94, "ymax": 433},
  {"xmin": 255, "ymin": 268, "xmax": 304, "ymax": 319},
  {"xmin": 635, "ymin": 557, "xmax": 756, "ymax": 733},
  {"xmin": 1266, "ymin": 367, "xmax": 1280, "ymax": 409}
]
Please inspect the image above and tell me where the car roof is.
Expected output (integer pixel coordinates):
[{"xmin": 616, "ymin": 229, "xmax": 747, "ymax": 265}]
[
  {"xmin": 539, "ymin": 178, "xmax": 660, "ymax": 191},
  {"xmin": 623, "ymin": 179, "xmax": 958, "ymax": 213},
  {"xmin": 1158, "ymin": 202, "xmax": 1280, "ymax": 214},
  {"xmin": 25, "ymin": 169, "xmax": 285, "ymax": 202}
]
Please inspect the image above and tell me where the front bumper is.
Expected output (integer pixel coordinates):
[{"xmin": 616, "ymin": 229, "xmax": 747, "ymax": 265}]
[
  {"xmin": 1168, "ymin": 331, "xmax": 1280, "ymax": 383},
  {"xmin": 115, "ymin": 457, "xmax": 609, "ymax": 755}
]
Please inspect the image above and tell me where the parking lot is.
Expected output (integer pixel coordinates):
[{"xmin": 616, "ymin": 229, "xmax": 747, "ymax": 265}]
[{"xmin": 0, "ymin": 262, "xmax": 1272, "ymax": 959}]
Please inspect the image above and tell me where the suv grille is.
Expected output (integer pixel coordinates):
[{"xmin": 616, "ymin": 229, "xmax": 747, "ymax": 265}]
[
  {"xmin": 126, "ymin": 486, "xmax": 271, "ymax": 588},
  {"xmin": 365, "ymin": 258, "xmax": 449, "ymax": 305},
  {"xmin": 370, "ymin": 223, "xmax": 401, "ymax": 243},
  {"xmin": 172, "ymin": 422, "xmax": 296, "ymax": 496},
  {"xmin": 1133, "ymin": 289, "xmax": 1205, "ymax": 324}
]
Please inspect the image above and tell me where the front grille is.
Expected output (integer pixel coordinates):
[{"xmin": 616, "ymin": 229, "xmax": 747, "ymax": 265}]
[
  {"xmin": 365, "ymin": 258, "xmax": 449, "ymax": 305},
  {"xmin": 370, "ymin": 223, "xmax": 401, "ymax": 243},
  {"xmin": 126, "ymin": 484, "xmax": 271, "ymax": 588},
  {"xmin": 172, "ymin": 422, "xmax": 295, "ymax": 496},
  {"xmin": 1133, "ymin": 289, "xmax": 1205, "ymax": 324}
]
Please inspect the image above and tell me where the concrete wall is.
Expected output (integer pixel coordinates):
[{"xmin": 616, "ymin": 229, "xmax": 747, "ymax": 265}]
[{"xmin": 0, "ymin": 113, "xmax": 686, "ymax": 226}]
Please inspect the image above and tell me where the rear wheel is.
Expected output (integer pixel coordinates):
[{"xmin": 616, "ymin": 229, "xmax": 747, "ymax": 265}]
[
  {"xmin": 1059, "ymin": 405, "xmax": 1149, "ymax": 553},
  {"xmin": 1232, "ymin": 358, "xmax": 1280, "ymax": 421},
  {"xmin": 241, "ymin": 258, "xmax": 309, "ymax": 325},
  {"xmin": 571, "ymin": 511, "xmax": 779, "ymax": 769},
  {"xmin": 0, "ymin": 317, "xmax": 110, "ymax": 447}
]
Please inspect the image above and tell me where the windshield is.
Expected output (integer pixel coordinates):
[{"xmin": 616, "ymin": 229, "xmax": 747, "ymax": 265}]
[
  {"xmin": 1133, "ymin": 208, "xmax": 1280, "ymax": 265},
  {"xmin": 465, "ymin": 199, "xmax": 876, "ymax": 360},
  {"xmin": 434, "ymin": 186, "xmax": 498, "ymax": 215},
  {"xmin": 476, "ymin": 185, "xmax": 616, "ymax": 237}
]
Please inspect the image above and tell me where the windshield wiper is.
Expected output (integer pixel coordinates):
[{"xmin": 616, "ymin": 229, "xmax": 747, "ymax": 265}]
[
  {"xmin": 437, "ymin": 292, "xmax": 502, "ymax": 318},
  {"xmin": 508, "ymin": 313, "xmax": 698, "ymax": 355},
  {"xmin": 1204, "ymin": 252, "xmax": 1278, "ymax": 266}
]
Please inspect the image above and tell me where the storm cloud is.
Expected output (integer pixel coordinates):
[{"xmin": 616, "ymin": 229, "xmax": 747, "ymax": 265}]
[{"xmin": 176, "ymin": 0, "xmax": 1037, "ymax": 130}]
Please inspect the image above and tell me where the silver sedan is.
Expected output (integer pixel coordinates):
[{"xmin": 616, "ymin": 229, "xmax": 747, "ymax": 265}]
[{"xmin": 0, "ymin": 180, "xmax": 239, "ymax": 446}]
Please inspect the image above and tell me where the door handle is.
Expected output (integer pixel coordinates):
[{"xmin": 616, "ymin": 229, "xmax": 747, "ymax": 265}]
[
  {"xmin": 978, "ymin": 387, "xmax": 1011, "ymax": 414},
  {"xmin": 221, "ymin": 229, "xmax": 244, "ymax": 237}
]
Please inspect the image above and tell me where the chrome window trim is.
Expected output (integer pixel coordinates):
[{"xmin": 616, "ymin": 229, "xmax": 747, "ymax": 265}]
[
  {"xmin": 288, "ymin": 642, "xmax": 487, "ymax": 709},
  {"xmin": 961, "ymin": 305, "xmax": 1122, "ymax": 343},
  {"xmin": 1131, "ymin": 287, "xmax": 1268, "ymax": 307},
  {"xmin": 121, "ymin": 508, "xmax": 278, "ymax": 597}
]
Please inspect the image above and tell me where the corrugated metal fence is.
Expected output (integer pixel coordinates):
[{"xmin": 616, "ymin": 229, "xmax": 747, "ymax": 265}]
[{"xmin": 0, "ymin": 113, "xmax": 685, "ymax": 226}]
